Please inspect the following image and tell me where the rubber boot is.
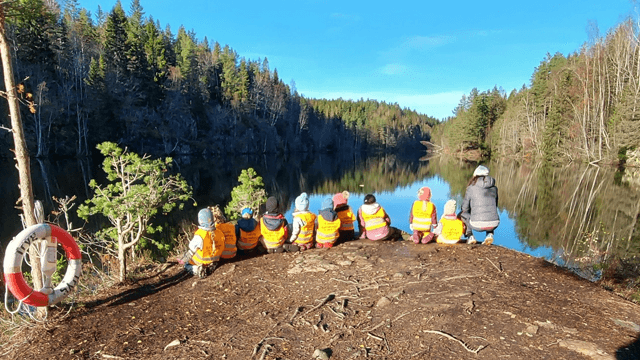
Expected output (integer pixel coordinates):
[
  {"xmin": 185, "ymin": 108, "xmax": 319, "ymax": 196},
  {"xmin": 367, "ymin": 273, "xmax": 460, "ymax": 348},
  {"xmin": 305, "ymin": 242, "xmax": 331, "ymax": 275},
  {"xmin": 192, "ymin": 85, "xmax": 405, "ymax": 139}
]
[{"xmin": 411, "ymin": 231, "xmax": 421, "ymax": 244}]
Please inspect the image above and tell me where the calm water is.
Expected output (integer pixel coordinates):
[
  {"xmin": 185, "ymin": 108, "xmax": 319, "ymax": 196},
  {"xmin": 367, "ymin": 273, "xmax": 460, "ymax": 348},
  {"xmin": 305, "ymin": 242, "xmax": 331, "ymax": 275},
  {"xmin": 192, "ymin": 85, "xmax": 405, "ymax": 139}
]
[{"xmin": 1, "ymin": 154, "xmax": 638, "ymax": 277}]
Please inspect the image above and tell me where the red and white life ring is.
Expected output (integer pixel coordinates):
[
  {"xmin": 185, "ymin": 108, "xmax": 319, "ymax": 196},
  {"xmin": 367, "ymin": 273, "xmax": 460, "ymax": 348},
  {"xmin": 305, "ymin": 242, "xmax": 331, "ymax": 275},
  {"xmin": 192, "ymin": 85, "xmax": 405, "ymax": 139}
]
[{"xmin": 3, "ymin": 224, "xmax": 82, "ymax": 307}]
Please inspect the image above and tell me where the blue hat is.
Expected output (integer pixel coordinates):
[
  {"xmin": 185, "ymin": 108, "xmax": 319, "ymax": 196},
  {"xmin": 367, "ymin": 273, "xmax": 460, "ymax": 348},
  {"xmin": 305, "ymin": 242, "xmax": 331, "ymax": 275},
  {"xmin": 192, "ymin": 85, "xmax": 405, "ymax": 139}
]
[
  {"xmin": 321, "ymin": 198, "xmax": 334, "ymax": 211},
  {"xmin": 241, "ymin": 207, "xmax": 253, "ymax": 216},
  {"xmin": 295, "ymin": 192, "xmax": 309, "ymax": 211}
]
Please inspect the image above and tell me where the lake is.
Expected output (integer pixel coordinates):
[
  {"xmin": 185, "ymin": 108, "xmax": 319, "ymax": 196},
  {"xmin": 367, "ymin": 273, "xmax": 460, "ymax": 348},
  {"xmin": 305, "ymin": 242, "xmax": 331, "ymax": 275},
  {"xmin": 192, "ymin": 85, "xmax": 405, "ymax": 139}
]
[{"xmin": 1, "ymin": 153, "xmax": 638, "ymax": 279}]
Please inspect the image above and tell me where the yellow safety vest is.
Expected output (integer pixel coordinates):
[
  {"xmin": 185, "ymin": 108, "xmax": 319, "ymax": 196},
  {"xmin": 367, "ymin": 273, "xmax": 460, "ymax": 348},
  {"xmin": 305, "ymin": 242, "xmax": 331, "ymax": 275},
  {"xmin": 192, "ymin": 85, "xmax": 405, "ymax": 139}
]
[
  {"xmin": 336, "ymin": 207, "xmax": 355, "ymax": 231},
  {"xmin": 218, "ymin": 222, "xmax": 237, "ymax": 259},
  {"xmin": 437, "ymin": 217, "xmax": 464, "ymax": 244},
  {"xmin": 316, "ymin": 215, "xmax": 341, "ymax": 245},
  {"xmin": 411, "ymin": 201, "xmax": 435, "ymax": 232},
  {"xmin": 361, "ymin": 207, "xmax": 387, "ymax": 232},
  {"xmin": 293, "ymin": 212, "xmax": 316, "ymax": 245},
  {"xmin": 238, "ymin": 222, "xmax": 261, "ymax": 250},
  {"xmin": 190, "ymin": 228, "xmax": 224, "ymax": 265},
  {"xmin": 260, "ymin": 218, "xmax": 286, "ymax": 249}
]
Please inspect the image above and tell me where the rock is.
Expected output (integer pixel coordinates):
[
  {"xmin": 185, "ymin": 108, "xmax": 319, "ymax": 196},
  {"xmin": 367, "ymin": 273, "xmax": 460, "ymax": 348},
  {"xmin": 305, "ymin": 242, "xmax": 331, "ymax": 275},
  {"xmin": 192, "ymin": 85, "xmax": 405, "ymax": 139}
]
[
  {"xmin": 313, "ymin": 348, "xmax": 331, "ymax": 359},
  {"xmin": 376, "ymin": 296, "xmax": 392, "ymax": 307},
  {"xmin": 393, "ymin": 272, "xmax": 404, "ymax": 278},
  {"xmin": 524, "ymin": 324, "xmax": 538, "ymax": 336},
  {"xmin": 336, "ymin": 260, "xmax": 353, "ymax": 266},
  {"xmin": 558, "ymin": 339, "xmax": 614, "ymax": 360},
  {"xmin": 611, "ymin": 318, "xmax": 640, "ymax": 332}
]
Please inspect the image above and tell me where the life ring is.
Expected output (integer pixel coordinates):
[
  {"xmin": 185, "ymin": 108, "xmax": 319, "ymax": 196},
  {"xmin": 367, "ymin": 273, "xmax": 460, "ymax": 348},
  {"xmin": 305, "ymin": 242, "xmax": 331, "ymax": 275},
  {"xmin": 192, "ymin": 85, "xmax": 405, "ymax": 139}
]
[{"xmin": 3, "ymin": 224, "xmax": 82, "ymax": 307}]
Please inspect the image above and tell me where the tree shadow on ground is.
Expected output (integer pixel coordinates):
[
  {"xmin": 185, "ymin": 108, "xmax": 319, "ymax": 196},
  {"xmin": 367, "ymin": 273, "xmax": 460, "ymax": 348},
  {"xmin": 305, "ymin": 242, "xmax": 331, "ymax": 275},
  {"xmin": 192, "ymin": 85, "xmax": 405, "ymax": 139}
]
[
  {"xmin": 617, "ymin": 334, "xmax": 640, "ymax": 359},
  {"xmin": 81, "ymin": 263, "xmax": 191, "ymax": 309}
]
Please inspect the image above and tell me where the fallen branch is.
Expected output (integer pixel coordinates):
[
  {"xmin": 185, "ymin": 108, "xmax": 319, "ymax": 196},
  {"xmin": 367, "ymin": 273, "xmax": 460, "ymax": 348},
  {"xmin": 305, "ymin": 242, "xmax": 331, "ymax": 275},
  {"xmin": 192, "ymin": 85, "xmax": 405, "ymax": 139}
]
[
  {"xmin": 361, "ymin": 320, "xmax": 386, "ymax": 333},
  {"xmin": 481, "ymin": 258, "xmax": 503, "ymax": 273},
  {"xmin": 328, "ymin": 306, "xmax": 345, "ymax": 319},
  {"xmin": 383, "ymin": 332, "xmax": 391, "ymax": 354},
  {"xmin": 303, "ymin": 294, "xmax": 335, "ymax": 316},
  {"xmin": 367, "ymin": 332, "xmax": 383, "ymax": 341},
  {"xmin": 289, "ymin": 306, "xmax": 303, "ymax": 324},
  {"xmin": 440, "ymin": 274, "xmax": 483, "ymax": 282},
  {"xmin": 423, "ymin": 330, "xmax": 486, "ymax": 354},
  {"xmin": 331, "ymin": 277, "xmax": 359, "ymax": 285}
]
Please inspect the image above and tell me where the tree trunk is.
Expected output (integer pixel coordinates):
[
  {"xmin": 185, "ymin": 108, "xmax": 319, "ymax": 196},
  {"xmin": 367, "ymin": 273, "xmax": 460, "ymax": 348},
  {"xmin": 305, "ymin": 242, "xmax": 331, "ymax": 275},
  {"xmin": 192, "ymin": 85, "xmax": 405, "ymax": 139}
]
[
  {"xmin": 0, "ymin": 5, "xmax": 42, "ymax": 292},
  {"xmin": 118, "ymin": 241, "xmax": 126, "ymax": 283}
]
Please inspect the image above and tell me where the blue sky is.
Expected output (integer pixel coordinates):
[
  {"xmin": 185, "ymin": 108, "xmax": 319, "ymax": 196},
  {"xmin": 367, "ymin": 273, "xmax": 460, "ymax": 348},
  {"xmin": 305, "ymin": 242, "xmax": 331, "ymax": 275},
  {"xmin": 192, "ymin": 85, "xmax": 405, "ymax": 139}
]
[{"xmin": 78, "ymin": 0, "xmax": 634, "ymax": 119}]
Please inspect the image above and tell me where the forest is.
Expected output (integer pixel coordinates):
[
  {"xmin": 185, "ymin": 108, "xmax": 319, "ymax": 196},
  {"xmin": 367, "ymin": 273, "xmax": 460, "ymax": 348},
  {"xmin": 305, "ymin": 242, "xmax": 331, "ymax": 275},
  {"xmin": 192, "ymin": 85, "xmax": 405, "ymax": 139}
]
[
  {"xmin": 0, "ymin": 0, "xmax": 437, "ymax": 160},
  {"xmin": 432, "ymin": 18, "xmax": 640, "ymax": 163}
]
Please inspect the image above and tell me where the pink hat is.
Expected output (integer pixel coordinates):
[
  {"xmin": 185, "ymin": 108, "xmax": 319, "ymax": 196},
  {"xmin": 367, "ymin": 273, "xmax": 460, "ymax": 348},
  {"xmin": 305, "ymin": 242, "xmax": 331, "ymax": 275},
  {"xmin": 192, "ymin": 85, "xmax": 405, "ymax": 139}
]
[
  {"xmin": 332, "ymin": 191, "xmax": 350, "ymax": 207},
  {"xmin": 417, "ymin": 187, "xmax": 431, "ymax": 201}
]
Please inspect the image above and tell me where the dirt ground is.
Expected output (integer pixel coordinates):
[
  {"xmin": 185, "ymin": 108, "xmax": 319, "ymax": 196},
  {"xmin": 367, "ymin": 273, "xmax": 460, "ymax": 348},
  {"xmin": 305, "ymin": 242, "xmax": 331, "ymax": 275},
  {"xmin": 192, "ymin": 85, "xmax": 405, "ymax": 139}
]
[{"xmin": 3, "ymin": 239, "xmax": 640, "ymax": 360}]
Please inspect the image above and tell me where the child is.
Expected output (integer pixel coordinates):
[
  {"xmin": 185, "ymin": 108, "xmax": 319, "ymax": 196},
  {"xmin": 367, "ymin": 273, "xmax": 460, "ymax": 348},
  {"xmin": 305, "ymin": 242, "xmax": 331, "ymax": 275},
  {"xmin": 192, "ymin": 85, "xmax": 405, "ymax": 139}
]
[
  {"xmin": 357, "ymin": 194, "xmax": 400, "ymax": 241},
  {"xmin": 434, "ymin": 199, "xmax": 466, "ymax": 244},
  {"xmin": 183, "ymin": 208, "xmax": 225, "ymax": 278},
  {"xmin": 333, "ymin": 191, "xmax": 356, "ymax": 244},
  {"xmin": 288, "ymin": 192, "xmax": 316, "ymax": 251},
  {"xmin": 260, "ymin": 196, "xmax": 291, "ymax": 253},
  {"xmin": 316, "ymin": 198, "xmax": 341, "ymax": 248},
  {"xmin": 236, "ymin": 207, "xmax": 261, "ymax": 254},
  {"xmin": 409, "ymin": 187, "xmax": 437, "ymax": 244},
  {"xmin": 211, "ymin": 206, "xmax": 237, "ymax": 260}
]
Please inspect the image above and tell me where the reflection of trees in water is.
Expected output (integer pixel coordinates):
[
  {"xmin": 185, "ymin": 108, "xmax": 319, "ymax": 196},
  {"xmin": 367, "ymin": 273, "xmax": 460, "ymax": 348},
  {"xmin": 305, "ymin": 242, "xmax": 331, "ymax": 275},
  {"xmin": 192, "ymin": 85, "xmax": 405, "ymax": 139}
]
[
  {"xmin": 495, "ymin": 161, "xmax": 639, "ymax": 263},
  {"xmin": 426, "ymin": 156, "xmax": 640, "ymax": 264}
]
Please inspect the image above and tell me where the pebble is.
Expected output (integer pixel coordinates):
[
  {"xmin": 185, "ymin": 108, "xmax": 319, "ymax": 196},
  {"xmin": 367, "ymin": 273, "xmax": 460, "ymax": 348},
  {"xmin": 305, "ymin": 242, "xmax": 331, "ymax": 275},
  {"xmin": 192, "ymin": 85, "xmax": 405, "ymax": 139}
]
[
  {"xmin": 376, "ymin": 296, "xmax": 392, "ymax": 307},
  {"xmin": 313, "ymin": 348, "xmax": 330, "ymax": 360}
]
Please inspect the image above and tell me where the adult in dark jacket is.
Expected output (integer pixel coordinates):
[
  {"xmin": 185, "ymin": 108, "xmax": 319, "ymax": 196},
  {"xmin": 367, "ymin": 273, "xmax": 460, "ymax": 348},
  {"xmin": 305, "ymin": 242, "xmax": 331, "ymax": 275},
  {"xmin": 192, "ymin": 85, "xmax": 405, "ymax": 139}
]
[{"xmin": 460, "ymin": 165, "xmax": 499, "ymax": 245}]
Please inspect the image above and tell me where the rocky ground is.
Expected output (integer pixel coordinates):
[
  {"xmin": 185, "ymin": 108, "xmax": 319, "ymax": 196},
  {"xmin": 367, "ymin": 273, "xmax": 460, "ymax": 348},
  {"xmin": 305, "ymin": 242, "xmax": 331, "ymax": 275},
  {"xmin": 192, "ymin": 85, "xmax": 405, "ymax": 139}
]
[{"xmin": 2, "ymin": 239, "xmax": 640, "ymax": 359}]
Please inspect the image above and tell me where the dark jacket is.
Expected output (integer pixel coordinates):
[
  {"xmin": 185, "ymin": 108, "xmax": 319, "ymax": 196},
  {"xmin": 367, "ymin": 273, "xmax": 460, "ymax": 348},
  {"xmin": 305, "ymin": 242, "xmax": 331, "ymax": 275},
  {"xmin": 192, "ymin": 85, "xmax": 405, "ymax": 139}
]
[
  {"xmin": 235, "ymin": 217, "xmax": 258, "ymax": 239},
  {"xmin": 461, "ymin": 176, "xmax": 499, "ymax": 223}
]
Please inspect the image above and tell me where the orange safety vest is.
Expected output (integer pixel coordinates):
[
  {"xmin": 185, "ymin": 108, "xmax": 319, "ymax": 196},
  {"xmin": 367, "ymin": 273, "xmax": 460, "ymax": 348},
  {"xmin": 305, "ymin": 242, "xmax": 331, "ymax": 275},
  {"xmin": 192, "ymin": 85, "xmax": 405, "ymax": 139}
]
[
  {"xmin": 336, "ymin": 207, "xmax": 356, "ymax": 231},
  {"xmin": 217, "ymin": 222, "xmax": 237, "ymax": 259},
  {"xmin": 260, "ymin": 218, "xmax": 286, "ymax": 249},
  {"xmin": 190, "ymin": 228, "xmax": 224, "ymax": 265},
  {"xmin": 361, "ymin": 207, "xmax": 388, "ymax": 233},
  {"xmin": 316, "ymin": 214, "xmax": 341, "ymax": 245},
  {"xmin": 437, "ymin": 217, "xmax": 464, "ymax": 244},
  {"xmin": 238, "ymin": 222, "xmax": 261, "ymax": 250},
  {"xmin": 293, "ymin": 212, "xmax": 316, "ymax": 245},
  {"xmin": 411, "ymin": 201, "xmax": 435, "ymax": 232}
]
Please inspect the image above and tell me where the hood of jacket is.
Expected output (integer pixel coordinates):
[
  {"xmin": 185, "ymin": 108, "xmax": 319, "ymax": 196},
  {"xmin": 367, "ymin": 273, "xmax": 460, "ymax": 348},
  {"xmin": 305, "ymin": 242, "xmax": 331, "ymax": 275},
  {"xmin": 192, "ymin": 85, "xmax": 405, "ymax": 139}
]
[
  {"xmin": 360, "ymin": 203, "xmax": 382, "ymax": 215},
  {"xmin": 319, "ymin": 209, "xmax": 338, "ymax": 222},
  {"xmin": 474, "ymin": 175, "xmax": 496, "ymax": 189},
  {"xmin": 262, "ymin": 212, "xmax": 285, "ymax": 231}
]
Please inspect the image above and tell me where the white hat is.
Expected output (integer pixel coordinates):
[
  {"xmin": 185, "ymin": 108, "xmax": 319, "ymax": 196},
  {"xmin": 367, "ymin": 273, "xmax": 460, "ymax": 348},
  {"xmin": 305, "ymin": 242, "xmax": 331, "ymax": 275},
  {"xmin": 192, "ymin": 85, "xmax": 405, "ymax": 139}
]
[{"xmin": 473, "ymin": 165, "xmax": 489, "ymax": 177}]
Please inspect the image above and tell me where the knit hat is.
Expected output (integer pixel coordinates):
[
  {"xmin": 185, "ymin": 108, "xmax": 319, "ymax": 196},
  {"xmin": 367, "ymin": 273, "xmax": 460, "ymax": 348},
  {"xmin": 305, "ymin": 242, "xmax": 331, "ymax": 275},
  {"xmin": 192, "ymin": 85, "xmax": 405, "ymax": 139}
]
[
  {"xmin": 241, "ymin": 207, "xmax": 253, "ymax": 218},
  {"xmin": 266, "ymin": 196, "xmax": 278, "ymax": 213},
  {"xmin": 321, "ymin": 198, "xmax": 334, "ymax": 211},
  {"xmin": 332, "ymin": 190, "xmax": 349, "ymax": 207},
  {"xmin": 417, "ymin": 187, "xmax": 431, "ymax": 201},
  {"xmin": 295, "ymin": 192, "xmax": 309, "ymax": 211},
  {"xmin": 443, "ymin": 199, "xmax": 457, "ymax": 216},
  {"xmin": 473, "ymin": 165, "xmax": 490, "ymax": 177},
  {"xmin": 364, "ymin": 194, "xmax": 376, "ymax": 204}
]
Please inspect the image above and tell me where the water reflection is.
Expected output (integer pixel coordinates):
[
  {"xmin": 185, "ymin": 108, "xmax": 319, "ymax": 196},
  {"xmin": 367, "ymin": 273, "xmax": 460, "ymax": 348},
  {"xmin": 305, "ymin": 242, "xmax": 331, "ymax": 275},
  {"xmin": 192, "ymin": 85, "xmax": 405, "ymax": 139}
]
[{"xmin": 1, "ymin": 153, "xmax": 638, "ymax": 278}]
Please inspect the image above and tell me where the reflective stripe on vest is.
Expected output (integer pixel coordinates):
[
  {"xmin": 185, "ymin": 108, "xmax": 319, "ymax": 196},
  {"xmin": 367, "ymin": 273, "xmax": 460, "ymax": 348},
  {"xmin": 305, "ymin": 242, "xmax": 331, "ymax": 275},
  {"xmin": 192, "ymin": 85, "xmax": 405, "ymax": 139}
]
[
  {"xmin": 411, "ymin": 201, "xmax": 434, "ymax": 231},
  {"xmin": 238, "ymin": 223, "xmax": 261, "ymax": 250},
  {"xmin": 190, "ymin": 228, "xmax": 220, "ymax": 265},
  {"xmin": 361, "ymin": 207, "xmax": 387, "ymax": 232},
  {"xmin": 337, "ymin": 207, "xmax": 355, "ymax": 231},
  {"xmin": 316, "ymin": 215, "xmax": 340, "ymax": 244},
  {"xmin": 260, "ymin": 218, "xmax": 286, "ymax": 249},
  {"xmin": 218, "ymin": 223, "xmax": 237, "ymax": 259},
  {"xmin": 439, "ymin": 217, "xmax": 464, "ymax": 243}
]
